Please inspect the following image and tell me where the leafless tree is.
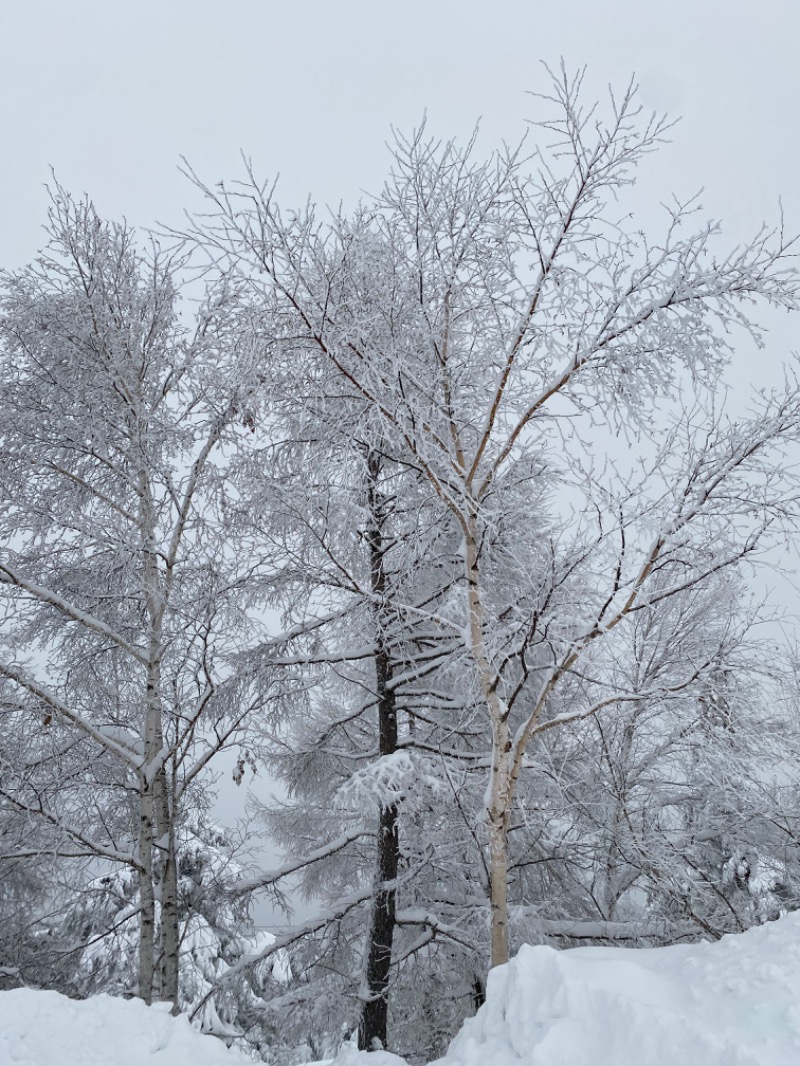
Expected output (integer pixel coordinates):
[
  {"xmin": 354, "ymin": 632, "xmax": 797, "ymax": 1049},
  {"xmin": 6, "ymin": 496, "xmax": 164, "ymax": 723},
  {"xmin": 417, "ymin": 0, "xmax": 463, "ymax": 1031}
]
[{"xmin": 0, "ymin": 188, "xmax": 276, "ymax": 1005}]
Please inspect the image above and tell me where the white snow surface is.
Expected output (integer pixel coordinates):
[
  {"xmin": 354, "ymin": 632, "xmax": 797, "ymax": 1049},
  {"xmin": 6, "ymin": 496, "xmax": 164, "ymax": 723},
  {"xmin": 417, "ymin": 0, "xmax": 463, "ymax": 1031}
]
[
  {"xmin": 434, "ymin": 912, "xmax": 800, "ymax": 1066},
  {"xmin": 5, "ymin": 913, "xmax": 800, "ymax": 1065},
  {"xmin": 0, "ymin": 990, "xmax": 250, "ymax": 1066}
]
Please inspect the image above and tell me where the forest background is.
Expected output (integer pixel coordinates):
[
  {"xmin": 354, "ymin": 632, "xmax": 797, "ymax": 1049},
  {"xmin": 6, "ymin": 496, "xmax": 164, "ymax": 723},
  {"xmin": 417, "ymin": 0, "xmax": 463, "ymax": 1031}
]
[
  {"xmin": 2, "ymin": 0, "xmax": 797, "ymax": 875},
  {"xmin": 3, "ymin": 1, "xmax": 800, "ymax": 1062}
]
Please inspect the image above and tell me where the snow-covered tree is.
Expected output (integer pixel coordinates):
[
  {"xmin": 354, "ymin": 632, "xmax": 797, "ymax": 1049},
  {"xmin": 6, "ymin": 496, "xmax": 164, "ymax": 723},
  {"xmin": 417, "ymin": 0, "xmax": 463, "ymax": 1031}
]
[
  {"xmin": 48, "ymin": 812, "xmax": 288, "ymax": 1056},
  {"xmin": 217, "ymin": 398, "xmax": 475, "ymax": 1053},
  {"xmin": 497, "ymin": 569, "xmax": 800, "ymax": 946},
  {"xmin": 0, "ymin": 187, "xmax": 278, "ymax": 1006},
  {"xmin": 184, "ymin": 66, "xmax": 800, "ymax": 978}
]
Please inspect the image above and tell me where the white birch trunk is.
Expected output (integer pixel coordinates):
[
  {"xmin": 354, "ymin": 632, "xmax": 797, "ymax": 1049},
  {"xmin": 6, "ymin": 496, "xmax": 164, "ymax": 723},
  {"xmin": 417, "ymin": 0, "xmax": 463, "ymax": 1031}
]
[
  {"xmin": 465, "ymin": 520, "xmax": 513, "ymax": 968},
  {"xmin": 154, "ymin": 763, "xmax": 180, "ymax": 1007},
  {"xmin": 140, "ymin": 475, "xmax": 173, "ymax": 1002},
  {"xmin": 137, "ymin": 772, "xmax": 157, "ymax": 1003}
]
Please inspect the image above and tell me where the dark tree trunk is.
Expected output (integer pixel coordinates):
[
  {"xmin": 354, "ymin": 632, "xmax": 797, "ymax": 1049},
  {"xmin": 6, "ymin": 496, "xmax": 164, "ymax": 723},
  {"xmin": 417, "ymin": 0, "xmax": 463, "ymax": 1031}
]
[
  {"xmin": 359, "ymin": 794, "xmax": 399, "ymax": 1050},
  {"xmin": 472, "ymin": 974, "xmax": 486, "ymax": 1012},
  {"xmin": 358, "ymin": 452, "xmax": 400, "ymax": 1053}
]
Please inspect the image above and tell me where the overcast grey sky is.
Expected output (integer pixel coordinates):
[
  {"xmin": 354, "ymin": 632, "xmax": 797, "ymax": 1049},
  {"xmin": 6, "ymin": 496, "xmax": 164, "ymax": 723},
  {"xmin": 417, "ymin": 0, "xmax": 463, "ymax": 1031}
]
[
  {"xmin": 2, "ymin": 1, "xmax": 798, "ymax": 258},
  {"xmin": 2, "ymin": 1, "xmax": 798, "ymax": 388},
  {"xmin": 3, "ymin": 0, "xmax": 798, "ymax": 920}
]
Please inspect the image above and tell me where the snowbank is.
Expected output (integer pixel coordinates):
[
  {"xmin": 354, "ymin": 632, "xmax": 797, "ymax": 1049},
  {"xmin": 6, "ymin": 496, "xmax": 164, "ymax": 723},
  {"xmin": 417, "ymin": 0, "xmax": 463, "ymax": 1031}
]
[
  {"xmin": 435, "ymin": 912, "xmax": 800, "ymax": 1066},
  {"xmin": 5, "ymin": 914, "xmax": 800, "ymax": 1066},
  {"xmin": 328, "ymin": 1048, "xmax": 407, "ymax": 1066},
  {"xmin": 0, "ymin": 989, "xmax": 250, "ymax": 1066}
]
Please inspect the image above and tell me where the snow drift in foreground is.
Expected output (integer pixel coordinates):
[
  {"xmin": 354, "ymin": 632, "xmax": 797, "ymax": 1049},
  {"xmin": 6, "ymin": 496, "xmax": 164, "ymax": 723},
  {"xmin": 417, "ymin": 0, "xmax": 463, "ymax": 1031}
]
[
  {"xmin": 432, "ymin": 911, "xmax": 800, "ymax": 1066},
  {"xmin": 5, "ymin": 913, "xmax": 800, "ymax": 1066},
  {"xmin": 0, "ymin": 990, "xmax": 250, "ymax": 1066}
]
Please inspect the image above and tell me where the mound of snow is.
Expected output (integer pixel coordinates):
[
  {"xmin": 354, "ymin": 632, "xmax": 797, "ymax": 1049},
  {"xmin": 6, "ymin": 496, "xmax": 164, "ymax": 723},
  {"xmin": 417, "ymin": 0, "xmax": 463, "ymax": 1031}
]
[
  {"xmin": 328, "ymin": 1047, "xmax": 407, "ymax": 1066},
  {"xmin": 0, "ymin": 989, "xmax": 251, "ymax": 1066},
  {"xmin": 435, "ymin": 912, "xmax": 800, "ymax": 1066},
  {"xmin": 7, "ymin": 915, "xmax": 800, "ymax": 1066}
]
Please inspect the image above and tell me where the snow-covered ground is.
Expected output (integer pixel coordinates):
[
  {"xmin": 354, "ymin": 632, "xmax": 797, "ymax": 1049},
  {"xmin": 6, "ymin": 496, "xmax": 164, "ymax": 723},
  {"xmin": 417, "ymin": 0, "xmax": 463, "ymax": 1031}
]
[
  {"xmin": 4, "ymin": 913, "xmax": 800, "ymax": 1065},
  {"xmin": 0, "ymin": 990, "xmax": 250, "ymax": 1066},
  {"xmin": 434, "ymin": 912, "xmax": 800, "ymax": 1066}
]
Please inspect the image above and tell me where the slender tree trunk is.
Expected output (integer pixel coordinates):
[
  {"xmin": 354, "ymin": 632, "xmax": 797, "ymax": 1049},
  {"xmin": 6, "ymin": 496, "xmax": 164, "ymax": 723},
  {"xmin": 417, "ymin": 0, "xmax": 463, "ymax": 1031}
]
[
  {"xmin": 154, "ymin": 764, "xmax": 180, "ymax": 1008},
  {"xmin": 464, "ymin": 518, "xmax": 512, "ymax": 969},
  {"xmin": 487, "ymin": 791, "xmax": 510, "ymax": 968},
  {"xmin": 358, "ymin": 453, "xmax": 400, "ymax": 1053},
  {"xmin": 137, "ymin": 773, "xmax": 156, "ymax": 1004},
  {"xmin": 140, "ymin": 475, "xmax": 176, "ymax": 1003},
  {"xmin": 359, "ymin": 795, "xmax": 399, "ymax": 1050}
]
